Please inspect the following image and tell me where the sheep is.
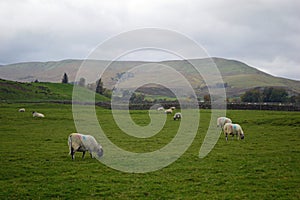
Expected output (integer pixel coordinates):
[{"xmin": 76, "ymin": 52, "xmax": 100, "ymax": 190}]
[
  {"xmin": 217, "ymin": 117, "xmax": 232, "ymax": 129},
  {"xmin": 68, "ymin": 133, "xmax": 103, "ymax": 160},
  {"xmin": 164, "ymin": 108, "xmax": 173, "ymax": 114},
  {"xmin": 223, "ymin": 123, "xmax": 245, "ymax": 141},
  {"xmin": 32, "ymin": 111, "xmax": 45, "ymax": 118},
  {"xmin": 170, "ymin": 106, "xmax": 176, "ymax": 110},
  {"xmin": 18, "ymin": 108, "xmax": 25, "ymax": 112},
  {"xmin": 157, "ymin": 106, "xmax": 164, "ymax": 111},
  {"xmin": 173, "ymin": 112, "xmax": 182, "ymax": 120}
]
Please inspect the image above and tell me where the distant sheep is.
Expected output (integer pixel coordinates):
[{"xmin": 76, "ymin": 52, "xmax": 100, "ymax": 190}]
[
  {"xmin": 32, "ymin": 111, "xmax": 45, "ymax": 118},
  {"xmin": 157, "ymin": 106, "xmax": 164, "ymax": 111},
  {"xmin": 170, "ymin": 107, "xmax": 176, "ymax": 110},
  {"xmin": 217, "ymin": 117, "xmax": 232, "ymax": 129},
  {"xmin": 18, "ymin": 108, "xmax": 25, "ymax": 112},
  {"xmin": 164, "ymin": 108, "xmax": 173, "ymax": 114},
  {"xmin": 223, "ymin": 123, "xmax": 245, "ymax": 141},
  {"xmin": 68, "ymin": 133, "xmax": 103, "ymax": 160},
  {"xmin": 173, "ymin": 112, "xmax": 182, "ymax": 120}
]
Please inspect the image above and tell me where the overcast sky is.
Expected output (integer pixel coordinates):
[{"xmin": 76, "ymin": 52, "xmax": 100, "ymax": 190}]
[{"xmin": 0, "ymin": 0, "xmax": 299, "ymax": 80}]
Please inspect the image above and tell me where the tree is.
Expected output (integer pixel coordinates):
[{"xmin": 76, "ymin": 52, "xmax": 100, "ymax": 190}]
[
  {"xmin": 96, "ymin": 78, "xmax": 104, "ymax": 95},
  {"xmin": 130, "ymin": 92, "xmax": 145, "ymax": 103},
  {"xmin": 103, "ymin": 89, "xmax": 112, "ymax": 98},
  {"xmin": 203, "ymin": 94, "xmax": 211, "ymax": 102},
  {"xmin": 263, "ymin": 87, "xmax": 288, "ymax": 102},
  {"xmin": 290, "ymin": 94, "xmax": 300, "ymax": 103},
  {"xmin": 78, "ymin": 77, "xmax": 86, "ymax": 87},
  {"xmin": 241, "ymin": 87, "xmax": 289, "ymax": 103},
  {"xmin": 262, "ymin": 87, "xmax": 273, "ymax": 102},
  {"xmin": 241, "ymin": 89, "xmax": 261, "ymax": 102},
  {"xmin": 62, "ymin": 73, "xmax": 68, "ymax": 84},
  {"xmin": 269, "ymin": 88, "xmax": 288, "ymax": 102}
]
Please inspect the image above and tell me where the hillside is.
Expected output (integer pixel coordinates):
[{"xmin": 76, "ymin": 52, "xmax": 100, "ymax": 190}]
[
  {"xmin": 0, "ymin": 58, "xmax": 299, "ymax": 98},
  {"xmin": 0, "ymin": 79, "xmax": 110, "ymax": 102}
]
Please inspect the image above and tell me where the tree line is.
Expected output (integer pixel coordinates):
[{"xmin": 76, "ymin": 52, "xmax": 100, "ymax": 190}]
[
  {"xmin": 241, "ymin": 87, "xmax": 300, "ymax": 103},
  {"xmin": 61, "ymin": 72, "xmax": 146, "ymax": 102},
  {"xmin": 61, "ymin": 73, "xmax": 300, "ymax": 104},
  {"xmin": 60, "ymin": 72, "xmax": 111, "ymax": 98}
]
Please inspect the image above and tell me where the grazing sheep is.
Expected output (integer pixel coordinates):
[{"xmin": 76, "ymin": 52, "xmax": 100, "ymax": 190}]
[
  {"xmin": 157, "ymin": 106, "xmax": 164, "ymax": 111},
  {"xmin": 217, "ymin": 117, "xmax": 232, "ymax": 129},
  {"xmin": 18, "ymin": 108, "xmax": 25, "ymax": 112},
  {"xmin": 173, "ymin": 112, "xmax": 182, "ymax": 120},
  {"xmin": 170, "ymin": 106, "xmax": 176, "ymax": 110},
  {"xmin": 32, "ymin": 111, "xmax": 45, "ymax": 118},
  {"xmin": 223, "ymin": 123, "xmax": 245, "ymax": 141},
  {"xmin": 68, "ymin": 133, "xmax": 103, "ymax": 160},
  {"xmin": 164, "ymin": 108, "xmax": 173, "ymax": 114}
]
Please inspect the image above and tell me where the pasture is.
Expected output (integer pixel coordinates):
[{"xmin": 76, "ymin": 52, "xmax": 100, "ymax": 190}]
[{"xmin": 0, "ymin": 103, "xmax": 299, "ymax": 199}]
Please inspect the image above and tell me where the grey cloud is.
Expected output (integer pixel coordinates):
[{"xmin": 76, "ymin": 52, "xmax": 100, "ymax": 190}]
[{"xmin": 0, "ymin": 0, "xmax": 299, "ymax": 80}]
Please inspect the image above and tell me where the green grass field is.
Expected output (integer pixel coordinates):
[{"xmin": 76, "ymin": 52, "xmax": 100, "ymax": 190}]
[
  {"xmin": 0, "ymin": 79, "xmax": 110, "ymax": 102},
  {"xmin": 0, "ymin": 103, "xmax": 299, "ymax": 199}
]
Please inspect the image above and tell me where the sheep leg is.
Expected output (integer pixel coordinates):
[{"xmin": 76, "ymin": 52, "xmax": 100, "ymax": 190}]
[
  {"xmin": 70, "ymin": 147, "xmax": 75, "ymax": 160},
  {"xmin": 237, "ymin": 131, "xmax": 240, "ymax": 140},
  {"xmin": 82, "ymin": 151, "xmax": 86, "ymax": 159}
]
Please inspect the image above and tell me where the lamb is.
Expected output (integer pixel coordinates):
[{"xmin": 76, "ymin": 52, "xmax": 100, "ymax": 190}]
[
  {"xmin": 68, "ymin": 133, "xmax": 103, "ymax": 160},
  {"xmin": 217, "ymin": 117, "xmax": 232, "ymax": 129},
  {"xmin": 18, "ymin": 108, "xmax": 25, "ymax": 112},
  {"xmin": 32, "ymin": 111, "xmax": 45, "ymax": 118},
  {"xmin": 164, "ymin": 108, "xmax": 173, "ymax": 114},
  {"xmin": 173, "ymin": 112, "xmax": 182, "ymax": 120},
  {"xmin": 223, "ymin": 123, "xmax": 245, "ymax": 141}
]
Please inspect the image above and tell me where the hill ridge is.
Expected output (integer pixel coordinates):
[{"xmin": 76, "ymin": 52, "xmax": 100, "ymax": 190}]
[{"xmin": 0, "ymin": 58, "xmax": 299, "ymax": 97}]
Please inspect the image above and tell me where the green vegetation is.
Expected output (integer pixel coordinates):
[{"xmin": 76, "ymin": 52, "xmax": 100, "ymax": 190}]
[
  {"xmin": 0, "ymin": 103, "xmax": 299, "ymax": 199},
  {"xmin": 0, "ymin": 79, "xmax": 110, "ymax": 102},
  {"xmin": 241, "ymin": 87, "xmax": 299, "ymax": 103}
]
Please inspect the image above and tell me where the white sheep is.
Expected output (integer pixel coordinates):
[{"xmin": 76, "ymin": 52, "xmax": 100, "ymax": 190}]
[
  {"xmin": 32, "ymin": 111, "xmax": 45, "ymax": 118},
  {"xmin": 164, "ymin": 108, "xmax": 173, "ymax": 114},
  {"xmin": 68, "ymin": 133, "xmax": 103, "ymax": 160},
  {"xmin": 170, "ymin": 106, "xmax": 176, "ymax": 110},
  {"xmin": 217, "ymin": 117, "xmax": 232, "ymax": 129},
  {"xmin": 173, "ymin": 112, "xmax": 182, "ymax": 120},
  {"xmin": 157, "ymin": 106, "xmax": 164, "ymax": 111},
  {"xmin": 217, "ymin": 117, "xmax": 232, "ymax": 135},
  {"xmin": 223, "ymin": 123, "xmax": 245, "ymax": 141},
  {"xmin": 18, "ymin": 108, "xmax": 25, "ymax": 112}
]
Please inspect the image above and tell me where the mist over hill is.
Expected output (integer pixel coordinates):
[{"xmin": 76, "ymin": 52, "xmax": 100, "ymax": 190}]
[{"xmin": 1, "ymin": 58, "xmax": 299, "ymax": 98}]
